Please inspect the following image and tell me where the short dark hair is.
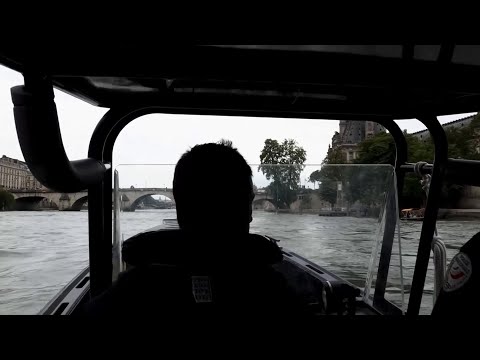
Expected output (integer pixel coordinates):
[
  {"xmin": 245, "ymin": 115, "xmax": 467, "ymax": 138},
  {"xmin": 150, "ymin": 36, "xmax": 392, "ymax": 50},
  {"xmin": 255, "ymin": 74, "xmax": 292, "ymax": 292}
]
[{"xmin": 173, "ymin": 140, "xmax": 253, "ymax": 232}]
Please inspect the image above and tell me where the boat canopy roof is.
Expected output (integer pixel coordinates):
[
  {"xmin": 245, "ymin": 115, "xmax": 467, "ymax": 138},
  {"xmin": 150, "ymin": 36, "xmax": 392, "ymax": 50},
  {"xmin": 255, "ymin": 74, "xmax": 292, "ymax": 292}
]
[{"xmin": 1, "ymin": 44, "xmax": 480, "ymax": 120}]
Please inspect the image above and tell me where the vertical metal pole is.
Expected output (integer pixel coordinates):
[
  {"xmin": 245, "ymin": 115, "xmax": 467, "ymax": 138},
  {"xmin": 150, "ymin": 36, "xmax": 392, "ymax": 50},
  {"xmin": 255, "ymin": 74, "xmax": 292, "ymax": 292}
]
[
  {"xmin": 372, "ymin": 120, "xmax": 408, "ymax": 309},
  {"xmin": 407, "ymin": 115, "xmax": 448, "ymax": 316}
]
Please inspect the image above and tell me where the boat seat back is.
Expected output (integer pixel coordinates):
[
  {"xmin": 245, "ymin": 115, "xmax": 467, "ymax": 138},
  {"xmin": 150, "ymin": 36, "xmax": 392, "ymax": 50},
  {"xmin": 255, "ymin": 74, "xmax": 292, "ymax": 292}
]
[
  {"xmin": 122, "ymin": 229, "xmax": 284, "ymax": 267},
  {"xmin": 83, "ymin": 229, "xmax": 305, "ymax": 317}
]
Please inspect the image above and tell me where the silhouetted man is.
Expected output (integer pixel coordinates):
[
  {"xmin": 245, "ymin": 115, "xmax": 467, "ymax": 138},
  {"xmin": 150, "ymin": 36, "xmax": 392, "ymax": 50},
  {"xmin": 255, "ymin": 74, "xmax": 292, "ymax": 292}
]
[
  {"xmin": 173, "ymin": 140, "xmax": 254, "ymax": 237},
  {"xmin": 167, "ymin": 140, "xmax": 305, "ymax": 316},
  {"xmin": 81, "ymin": 140, "xmax": 305, "ymax": 319}
]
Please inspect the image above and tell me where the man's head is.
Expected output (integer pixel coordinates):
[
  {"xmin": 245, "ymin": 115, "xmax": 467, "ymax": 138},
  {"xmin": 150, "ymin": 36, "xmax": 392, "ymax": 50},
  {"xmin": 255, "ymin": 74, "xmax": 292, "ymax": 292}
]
[{"xmin": 173, "ymin": 140, "xmax": 254, "ymax": 234}]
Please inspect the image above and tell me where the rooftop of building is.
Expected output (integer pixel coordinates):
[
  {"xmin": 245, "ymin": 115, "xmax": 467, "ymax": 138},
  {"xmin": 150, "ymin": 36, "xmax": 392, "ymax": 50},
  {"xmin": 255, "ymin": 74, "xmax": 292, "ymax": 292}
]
[{"xmin": 411, "ymin": 114, "xmax": 477, "ymax": 135}]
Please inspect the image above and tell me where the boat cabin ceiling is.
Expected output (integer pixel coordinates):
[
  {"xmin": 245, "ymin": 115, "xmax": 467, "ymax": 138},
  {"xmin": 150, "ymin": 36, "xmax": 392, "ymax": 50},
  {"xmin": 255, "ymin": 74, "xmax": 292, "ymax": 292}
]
[{"xmin": 1, "ymin": 44, "xmax": 480, "ymax": 119}]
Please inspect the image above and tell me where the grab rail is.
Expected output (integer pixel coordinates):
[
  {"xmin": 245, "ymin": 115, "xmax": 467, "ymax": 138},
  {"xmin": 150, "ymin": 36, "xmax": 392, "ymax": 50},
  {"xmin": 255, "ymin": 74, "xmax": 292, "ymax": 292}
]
[{"xmin": 10, "ymin": 74, "xmax": 108, "ymax": 192}]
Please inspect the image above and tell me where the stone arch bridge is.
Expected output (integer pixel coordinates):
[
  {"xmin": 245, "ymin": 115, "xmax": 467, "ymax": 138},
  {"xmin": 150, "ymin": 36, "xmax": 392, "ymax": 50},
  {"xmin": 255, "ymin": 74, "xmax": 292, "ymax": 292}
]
[{"xmin": 10, "ymin": 188, "xmax": 274, "ymax": 211}]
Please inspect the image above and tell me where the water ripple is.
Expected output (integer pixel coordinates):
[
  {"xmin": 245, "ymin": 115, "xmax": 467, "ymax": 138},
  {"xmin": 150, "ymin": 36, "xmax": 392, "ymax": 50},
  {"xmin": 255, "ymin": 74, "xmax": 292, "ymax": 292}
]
[{"xmin": 1, "ymin": 209, "xmax": 479, "ymax": 315}]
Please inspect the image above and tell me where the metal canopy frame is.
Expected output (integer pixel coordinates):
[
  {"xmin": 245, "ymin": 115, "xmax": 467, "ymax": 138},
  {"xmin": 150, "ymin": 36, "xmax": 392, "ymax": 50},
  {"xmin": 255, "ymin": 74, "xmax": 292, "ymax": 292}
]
[
  {"xmin": 3, "ymin": 44, "xmax": 480, "ymax": 117},
  {"xmin": 84, "ymin": 102, "xmax": 448, "ymax": 316},
  {"xmin": 9, "ymin": 75, "xmax": 454, "ymax": 315}
]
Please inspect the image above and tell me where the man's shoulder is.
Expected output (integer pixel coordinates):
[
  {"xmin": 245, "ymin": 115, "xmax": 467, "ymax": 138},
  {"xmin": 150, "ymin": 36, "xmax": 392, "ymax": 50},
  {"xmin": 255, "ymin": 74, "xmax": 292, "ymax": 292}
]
[{"xmin": 246, "ymin": 233, "xmax": 283, "ymax": 264}]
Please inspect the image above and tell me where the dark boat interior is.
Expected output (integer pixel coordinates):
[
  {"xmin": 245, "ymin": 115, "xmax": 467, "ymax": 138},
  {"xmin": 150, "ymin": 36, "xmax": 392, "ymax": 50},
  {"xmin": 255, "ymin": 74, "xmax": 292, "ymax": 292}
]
[{"xmin": 2, "ymin": 44, "xmax": 480, "ymax": 317}]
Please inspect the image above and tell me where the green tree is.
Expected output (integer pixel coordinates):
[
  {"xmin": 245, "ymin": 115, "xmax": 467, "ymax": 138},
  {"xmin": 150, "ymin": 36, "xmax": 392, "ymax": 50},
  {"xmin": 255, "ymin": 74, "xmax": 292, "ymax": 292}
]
[
  {"xmin": 315, "ymin": 114, "xmax": 480, "ymax": 211},
  {"xmin": 351, "ymin": 116, "xmax": 480, "ymax": 208},
  {"xmin": 0, "ymin": 189, "xmax": 15, "ymax": 211},
  {"xmin": 308, "ymin": 170, "xmax": 321, "ymax": 187},
  {"xmin": 355, "ymin": 132, "xmax": 396, "ymax": 165},
  {"xmin": 344, "ymin": 165, "xmax": 392, "ymax": 208},
  {"xmin": 317, "ymin": 179, "xmax": 337, "ymax": 209},
  {"xmin": 325, "ymin": 145, "xmax": 347, "ymax": 164},
  {"xmin": 316, "ymin": 133, "xmax": 396, "ymax": 211},
  {"xmin": 259, "ymin": 139, "xmax": 307, "ymax": 209},
  {"xmin": 309, "ymin": 145, "xmax": 349, "ymax": 208},
  {"xmin": 319, "ymin": 146, "xmax": 349, "ymax": 183}
]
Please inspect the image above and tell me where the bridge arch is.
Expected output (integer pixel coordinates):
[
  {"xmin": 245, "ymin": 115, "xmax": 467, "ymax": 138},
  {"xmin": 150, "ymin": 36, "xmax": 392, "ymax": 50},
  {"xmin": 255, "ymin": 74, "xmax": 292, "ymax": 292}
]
[
  {"xmin": 70, "ymin": 196, "xmax": 89, "ymax": 211},
  {"xmin": 125, "ymin": 192, "xmax": 175, "ymax": 212},
  {"xmin": 10, "ymin": 188, "xmax": 177, "ymax": 211},
  {"xmin": 13, "ymin": 196, "xmax": 59, "ymax": 211},
  {"xmin": 252, "ymin": 198, "xmax": 277, "ymax": 210}
]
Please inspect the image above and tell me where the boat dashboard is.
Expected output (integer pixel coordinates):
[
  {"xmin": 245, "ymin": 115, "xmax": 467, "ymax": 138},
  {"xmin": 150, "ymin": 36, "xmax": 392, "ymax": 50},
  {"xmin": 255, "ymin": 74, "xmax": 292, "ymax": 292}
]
[{"xmin": 39, "ymin": 247, "xmax": 380, "ymax": 316}]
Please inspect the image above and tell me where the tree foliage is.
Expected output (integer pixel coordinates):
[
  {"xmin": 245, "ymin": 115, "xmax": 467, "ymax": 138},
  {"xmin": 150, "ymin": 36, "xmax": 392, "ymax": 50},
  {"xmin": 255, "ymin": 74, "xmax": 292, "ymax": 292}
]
[
  {"xmin": 356, "ymin": 121, "xmax": 480, "ymax": 208},
  {"xmin": 317, "ymin": 180, "xmax": 337, "ymax": 208},
  {"xmin": 313, "ymin": 115, "xmax": 480, "ymax": 209},
  {"xmin": 0, "ymin": 189, "xmax": 15, "ymax": 211},
  {"xmin": 356, "ymin": 132, "xmax": 396, "ymax": 165},
  {"xmin": 259, "ymin": 139, "xmax": 307, "ymax": 209},
  {"xmin": 311, "ymin": 146, "xmax": 351, "ymax": 208}
]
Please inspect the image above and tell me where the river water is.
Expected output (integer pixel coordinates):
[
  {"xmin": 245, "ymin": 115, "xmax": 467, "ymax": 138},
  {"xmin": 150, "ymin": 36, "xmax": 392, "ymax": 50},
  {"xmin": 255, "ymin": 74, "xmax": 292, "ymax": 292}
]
[{"xmin": 1, "ymin": 209, "xmax": 478, "ymax": 315}]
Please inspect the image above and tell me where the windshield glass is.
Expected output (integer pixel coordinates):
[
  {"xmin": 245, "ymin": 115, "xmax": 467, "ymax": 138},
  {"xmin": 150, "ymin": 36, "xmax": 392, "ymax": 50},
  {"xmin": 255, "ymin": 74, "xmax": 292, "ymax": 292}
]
[{"xmin": 114, "ymin": 163, "xmax": 403, "ymax": 313}]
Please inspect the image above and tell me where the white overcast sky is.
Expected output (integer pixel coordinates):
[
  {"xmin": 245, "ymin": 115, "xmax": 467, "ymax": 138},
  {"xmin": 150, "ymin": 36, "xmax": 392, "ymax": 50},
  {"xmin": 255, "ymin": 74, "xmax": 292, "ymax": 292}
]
[{"xmin": 0, "ymin": 65, "xmax": 476, "ymax": 189}]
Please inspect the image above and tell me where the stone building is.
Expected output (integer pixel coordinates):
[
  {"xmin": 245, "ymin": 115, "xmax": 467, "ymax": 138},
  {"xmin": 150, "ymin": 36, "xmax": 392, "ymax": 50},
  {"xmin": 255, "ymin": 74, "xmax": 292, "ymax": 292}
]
[
  {"xmin": 0, "ymin": 155, "xmax": 44, "ymax": 190},
  {"xmin": 332, "ymin": 121, "xmax": 386, "ymax": 162}
]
